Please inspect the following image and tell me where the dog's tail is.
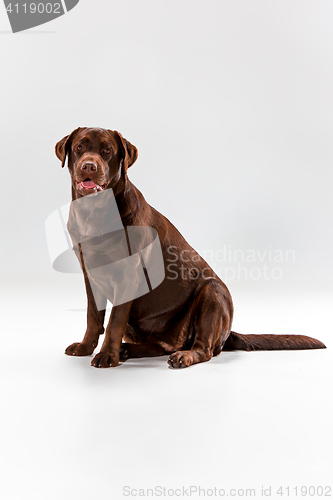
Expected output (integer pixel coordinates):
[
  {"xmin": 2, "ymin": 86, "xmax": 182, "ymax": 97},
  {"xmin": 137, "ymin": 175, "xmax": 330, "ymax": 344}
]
[{"xmin": 223, "ymin": 331, "xmax": 326, "ymax": 351}]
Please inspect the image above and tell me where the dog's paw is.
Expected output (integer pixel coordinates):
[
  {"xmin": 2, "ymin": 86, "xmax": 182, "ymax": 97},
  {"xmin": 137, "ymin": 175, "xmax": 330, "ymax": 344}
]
[
  {"xmin": 167, "ymin": 351, "xmax": 194, "ymax": 369},
  {"xmin": 65, "ymin": 342, "xmax": 97, "ymax": 356},
  {"xmin": 91, "ymin": 351, "xmax": 119, "ymax": 368}
]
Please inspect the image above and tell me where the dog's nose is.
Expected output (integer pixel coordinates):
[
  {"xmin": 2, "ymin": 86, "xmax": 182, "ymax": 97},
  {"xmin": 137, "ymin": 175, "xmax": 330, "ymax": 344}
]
[{"xmin": 81, "ymin": 162, "xmax": 97, "ymax": 174}]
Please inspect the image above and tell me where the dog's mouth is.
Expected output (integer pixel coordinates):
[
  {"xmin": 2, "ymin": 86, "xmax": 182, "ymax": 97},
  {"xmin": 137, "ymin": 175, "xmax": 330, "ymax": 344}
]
[{"xmin": 76, "ymin": 178, "xmax": 107, "ymax": 193}]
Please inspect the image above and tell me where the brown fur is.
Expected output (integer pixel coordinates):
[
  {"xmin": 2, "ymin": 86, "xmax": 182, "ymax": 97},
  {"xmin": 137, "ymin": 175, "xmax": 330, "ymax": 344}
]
[{"xmin": 55, "ymin": 127, "xmax": 326, "ymax": 369}]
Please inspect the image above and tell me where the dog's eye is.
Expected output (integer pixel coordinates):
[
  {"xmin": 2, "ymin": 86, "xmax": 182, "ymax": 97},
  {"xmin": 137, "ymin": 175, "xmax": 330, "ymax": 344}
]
[
  {"xmin": 103, "ymin": 148, "xmax": 111, "ymax": 154},
  {"xmin": 77, "ymin": 145, "xmax": 83, "ymax": 151}
]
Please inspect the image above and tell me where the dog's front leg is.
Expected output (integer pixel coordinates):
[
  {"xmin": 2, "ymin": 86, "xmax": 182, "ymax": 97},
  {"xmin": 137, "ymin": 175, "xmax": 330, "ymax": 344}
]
[
  {"xmin": 91, "ymin": 301, "xmax": 133, "ymax": 368},
  {"xmin": 65, "ymin": 265, "xmax": 107, "ymax": 357}
]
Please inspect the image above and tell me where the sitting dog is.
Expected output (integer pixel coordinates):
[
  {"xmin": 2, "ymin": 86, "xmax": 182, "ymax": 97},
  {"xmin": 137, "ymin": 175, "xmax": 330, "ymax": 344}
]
[{"xmin": 55, "ymin": 127, "xmax": 326, "ymax": 368}]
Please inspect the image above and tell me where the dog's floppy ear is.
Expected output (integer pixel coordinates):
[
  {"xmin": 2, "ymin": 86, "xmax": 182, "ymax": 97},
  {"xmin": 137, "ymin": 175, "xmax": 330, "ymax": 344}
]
[
  {"xmin": 112, "ymin": 130, "xmax": 138, "ymax": 174},
  {"xmin": 55, "ymin": 127, "xmax": 81, "ymax": 168}
]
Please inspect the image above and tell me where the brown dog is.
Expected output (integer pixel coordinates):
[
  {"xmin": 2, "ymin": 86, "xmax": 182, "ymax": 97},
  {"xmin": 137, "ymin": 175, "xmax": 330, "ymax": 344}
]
[{"xmin": 55, "ymin": 127, "xmax": 326, "ymax": 368}]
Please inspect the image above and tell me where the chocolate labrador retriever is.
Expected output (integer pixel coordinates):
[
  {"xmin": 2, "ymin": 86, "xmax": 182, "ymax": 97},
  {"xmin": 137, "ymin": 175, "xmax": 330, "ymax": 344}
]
[{"xmin": 55, "ymin": 127, "xmax": 326, "ymax": 368}]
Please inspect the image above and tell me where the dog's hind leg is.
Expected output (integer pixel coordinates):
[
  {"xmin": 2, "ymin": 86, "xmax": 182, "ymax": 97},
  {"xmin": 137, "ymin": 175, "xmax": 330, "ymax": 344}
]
[
  {"xmin": 119, "ymin": 342, "xmax": 166, "ymax": 361},
  {"xmin": 167, "ymin": 279, "xmax": 233, "ymax": 368}
]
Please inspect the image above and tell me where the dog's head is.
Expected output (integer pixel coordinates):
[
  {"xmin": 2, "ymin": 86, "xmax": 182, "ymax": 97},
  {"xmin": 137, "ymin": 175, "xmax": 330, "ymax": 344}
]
[{"xmin": 55, "ymin": 127, "xmax": 138, "ymax": 196}]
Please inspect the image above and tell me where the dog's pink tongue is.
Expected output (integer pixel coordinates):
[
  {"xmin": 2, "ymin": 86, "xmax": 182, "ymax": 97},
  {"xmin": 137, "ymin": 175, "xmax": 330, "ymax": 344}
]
[{"xmin": 82, "ymin": 180, "xmax": 96, "ymax": 188}]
